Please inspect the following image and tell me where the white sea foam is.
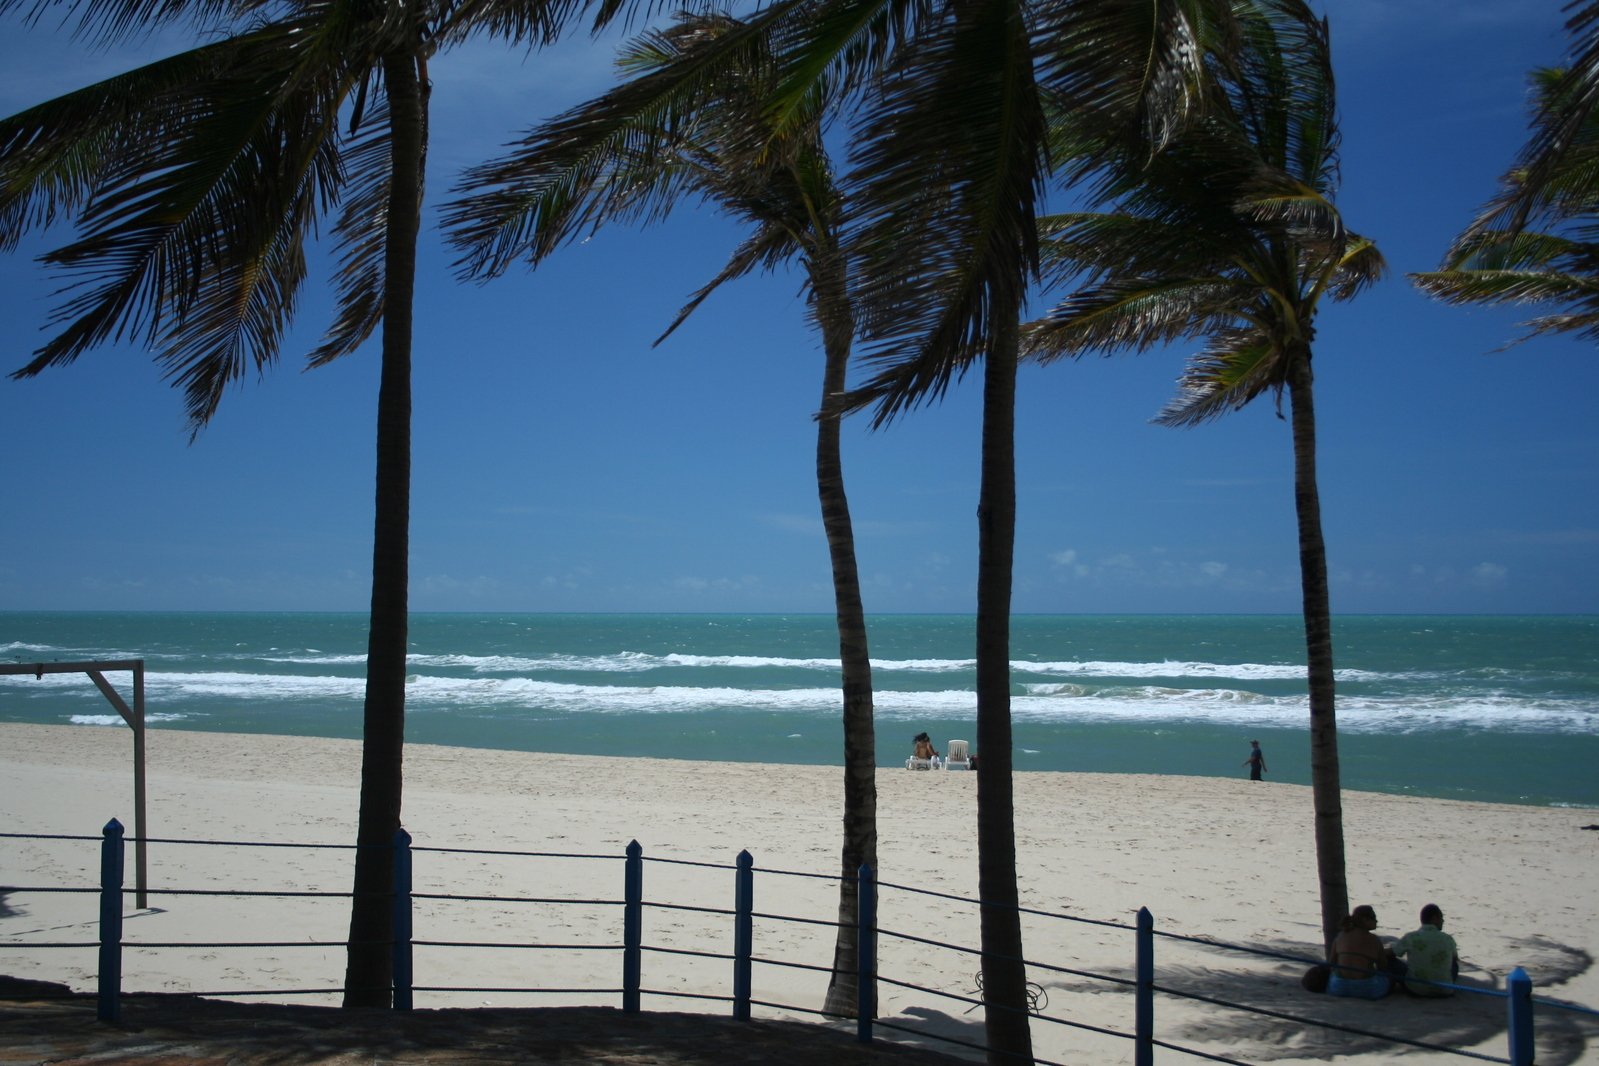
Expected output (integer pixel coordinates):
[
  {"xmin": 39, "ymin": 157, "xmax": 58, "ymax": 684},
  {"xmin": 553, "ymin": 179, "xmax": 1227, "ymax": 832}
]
[
  {"xmin": 69, "ymin": 713, "xmax": 189, "ymax": 726},
  {"xmin": 7, "ymin": 663, "xmax": 1595, "ymax": 733},
  {"xmin": 395, "ymin": 675, "xmax": 1593, "ymax": 732},
  {"xmin": 2, "ymin": 641, "xmax": 66, "ymax": 653},
  {"xmin": 1016, "ymin": 659, "xmax": 1394, "ymax": 682},
  {"xmin": 248, "ymin": 648, "xmax": 1409, "ymax": 683},
  {"xmin": 6, "ymin": 641, "xmax": 1594, "ymax": 738}
]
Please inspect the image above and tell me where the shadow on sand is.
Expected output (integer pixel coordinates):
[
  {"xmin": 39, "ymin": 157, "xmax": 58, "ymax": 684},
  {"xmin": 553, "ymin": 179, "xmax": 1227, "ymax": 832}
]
[{"xmin": 1028, "ymin": 934, "xmax": 1596, "ymax": 1065}]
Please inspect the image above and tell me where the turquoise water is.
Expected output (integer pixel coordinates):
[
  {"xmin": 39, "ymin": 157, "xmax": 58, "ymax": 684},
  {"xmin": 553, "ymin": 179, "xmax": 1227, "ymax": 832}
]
[{"xmin": 2, "ymin": 612, "xmax": 1595, "ymax": 807}]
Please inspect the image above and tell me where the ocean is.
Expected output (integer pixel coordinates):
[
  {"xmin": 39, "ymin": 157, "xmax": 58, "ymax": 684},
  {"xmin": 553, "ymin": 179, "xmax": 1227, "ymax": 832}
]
[{"xmin": 2, "ymin": 612, "xmax": 1595, "ymax": 808}]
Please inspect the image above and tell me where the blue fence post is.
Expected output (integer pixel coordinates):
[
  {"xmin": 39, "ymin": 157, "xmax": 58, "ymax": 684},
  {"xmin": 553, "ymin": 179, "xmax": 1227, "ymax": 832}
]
[
  {"xmin": 97, "ymin": 818, "xmax": 125, "ymax": 1022},
  {"xmin": 623, "ymin": 840, "xmax": 642, "ymax": 1012},
  {"xmin": 1135, "ymin": 907, "xmax": 1154, "ymax": 1066},
  {"xmin": 733, "ymin": 850, "xmax": 754, "ymax": 1020},
  {"xmin": 391, "ymin": 827, "xmax": 413, "ymax": 1011},
  {"xmin": 1507, "ymin": 967, "xmax": 1534, "ymax": 1066},
  {"xmin": 856, "ymin": 863, "xmax": 876, "ymax": 1044}
]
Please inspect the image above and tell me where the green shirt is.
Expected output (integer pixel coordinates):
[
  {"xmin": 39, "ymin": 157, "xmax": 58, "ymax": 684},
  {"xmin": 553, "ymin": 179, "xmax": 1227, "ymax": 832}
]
[{"xmin": 1395, "ymin": 923, "xmax": 1458, "ymax": 996}]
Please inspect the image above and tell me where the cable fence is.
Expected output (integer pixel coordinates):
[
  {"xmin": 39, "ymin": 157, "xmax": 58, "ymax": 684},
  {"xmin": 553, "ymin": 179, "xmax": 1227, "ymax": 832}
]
[{"xmin": 2, "ymin": 821, "xmax": 1592, "ymax": 1065}]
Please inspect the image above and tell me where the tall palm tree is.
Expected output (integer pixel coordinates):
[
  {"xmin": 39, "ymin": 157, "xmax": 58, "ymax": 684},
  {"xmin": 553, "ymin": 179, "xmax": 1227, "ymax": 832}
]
[
  {"xmin": 444, "ymin": 11, "xmax": 879, "ymax": 1016},
  {"xmin": 838, "ymin": 3, "xmax": 1345, "ymax": 1053},
  {"xmin": 1414, "ymin": 3, "xmax": 1599, "ymax": 342},
  {"xmin": 1020, "ymin": 7, "xmax": 1384, "ymax": 952},
  {"xmin": 0, "ymin": 0, "xmax": 594, "ymax": 1006}
]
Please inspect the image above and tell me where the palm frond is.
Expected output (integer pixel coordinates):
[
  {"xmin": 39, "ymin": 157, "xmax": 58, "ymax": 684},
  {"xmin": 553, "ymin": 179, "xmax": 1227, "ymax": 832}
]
[
  {"xmin": 1036, "ymin": 0, "xmax": 1212, "ymax": 158},
  {"xmin": 450, "ymin": 6, "xmax": 845, "ymax": 356},
  {"xmin": 0, "ymin": 0, "xmax": 244, "ymax": 45},
  {"xmin": 764, "ymin": 0, "xmax": 929, "ymax": 125},
  {"xmin": 1227, "ymin": 0, "xmax": 1336, "ymax": 186},
  {"xmin": 1473, "ymin": 4, "xmax": 1599, "ymax": 236},
  {"xmin": 1520, "ymin": 306, "xmax": 1599, "ymax": 342},
  {"xmin": 654, "ymin": 219, "xmax": 796, "ymax": 343},
  {"xmin": 1023, "ymin": 275, "xmax": 1247, "ymax": 363},
  {"xmin": 1324, "ymin": 233, "xmax": 1384, "ymax": 301},
  {"xmin": 307, "ymin": 96, "xmax": 392, "ymax": 368},
  {"xmin": 1035, "ymin": 210, "xmax": 1220, "ymax": 290},
  {"xmin": 439, "ymin": 0, "xmax": 586, "ymax": 50},
  {"xmin": 6, "ymin": 14, "xmax": 370, "ymax": 430},
  {"xmin": 1026, "ymin": 0, "xmax": 1370, "ymax": 430},
  {"xmin": 843, "ymin": 0, "xmax": 1046, "ymax": 425},
  {"xmin": 1442, "ymin": 226, "xmax": 1590, "ymax": 272},
  {"xmin": 1418, "ymin": 221, "xmax": 1599, "ymax": 344},
  {"xmin": 1418, "ymin": 221, "xmax": 1599, "ymax": 333},
  {"xmin": 445, "ymin": 12, "xmax": 781, "ymax": 278},
  {"xmin": 0, "ymin": 39, "xmax": 243, "ymax": 250},
  {"xmin": 1236, "ymin": 178, "xmax": 1341, "ymax": 245},
  {"xmin": 1153, "ymin": 328, "xmax": 1281, "ymax": 426},
  {"xmin": 1412, "ymin": 265, "xmax": 1599, "ymax": 307}
]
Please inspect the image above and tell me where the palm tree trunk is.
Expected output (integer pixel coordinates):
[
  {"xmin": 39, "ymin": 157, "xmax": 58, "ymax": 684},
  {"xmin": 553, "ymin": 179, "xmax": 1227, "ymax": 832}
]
[
  {"xmin": 343, "ymin": 50, "xmax": 427, "ymax": 1009},
  {"xmin": 976, "ymin": 318, "xmax": 1031, "ymax": 1064},
  {"xmin": 814, "ymin": 263, "xmax": 878, "ymax": 1019},
  {"xmin": 1286, "ymin": 349, "xmax": 1347, "ymax": 953}
]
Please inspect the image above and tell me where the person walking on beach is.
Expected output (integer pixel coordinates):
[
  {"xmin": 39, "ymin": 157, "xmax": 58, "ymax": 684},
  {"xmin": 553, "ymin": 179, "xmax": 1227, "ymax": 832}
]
[
  {"xmin": 1243, "ymin": 739, "xmax": 1268, "ymax": 781},
  {"xmin": 1393, "ymin": 903, "xmax": 1459, "ymax": 996}
]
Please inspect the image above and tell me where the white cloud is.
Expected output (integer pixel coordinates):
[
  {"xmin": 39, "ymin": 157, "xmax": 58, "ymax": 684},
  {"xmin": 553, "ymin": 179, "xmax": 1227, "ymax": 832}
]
[
  {"xmin": 1048, "ymin": 548, "xmax": 1089, "ymax": 579},
  {"xmin": 671, "ymin": 575, "xmax": 761, "ymax": 594},
  {"xmin": 1470, "ymin": 562, "xmax": 1509, "ymax": 587},
  {"xmin": 540, "ymin": 569, "xmax": 592, "ymax": 591}
]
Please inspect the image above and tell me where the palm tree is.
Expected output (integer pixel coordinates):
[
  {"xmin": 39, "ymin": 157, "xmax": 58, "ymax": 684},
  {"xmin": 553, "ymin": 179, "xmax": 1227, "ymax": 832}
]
[
  {"xmin": 0, "ymin": 0, "xmax": 598, "ymax": 1006},
  {"xmin": 837, "ymin": 3, "xmax": 1348, "ymax": 1053},
  {"xmin": 1020, "ymin": 7, "xmax": 1384, "ymax": 952},
  {"xmin": 1414, "ymin": 3, "xmax": 1599, "ymax": 342},
  {"xmin": 444, "ymin": 11, "xmax": 879, "ymax": 1016}
]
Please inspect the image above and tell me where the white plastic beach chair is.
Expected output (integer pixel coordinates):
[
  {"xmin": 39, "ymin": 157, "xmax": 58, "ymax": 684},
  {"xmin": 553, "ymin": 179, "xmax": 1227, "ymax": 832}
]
[
  {"xmin": 905, "ymin": 754, "xmax": 937, "ymax": 770},
  {"xmin": 944, "ymin": 739, "xmax": 971, "ymax": 770}
]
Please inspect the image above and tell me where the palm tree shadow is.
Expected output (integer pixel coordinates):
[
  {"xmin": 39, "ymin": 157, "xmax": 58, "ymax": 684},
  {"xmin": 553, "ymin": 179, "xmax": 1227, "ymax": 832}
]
[
  {"xmin": 873, "ymin": 1006, "xmax": 988, "ymax": 1061},
  {"xmin": 1036, "ymin": 935, "xmax": 1597, "ymax": 1064}
]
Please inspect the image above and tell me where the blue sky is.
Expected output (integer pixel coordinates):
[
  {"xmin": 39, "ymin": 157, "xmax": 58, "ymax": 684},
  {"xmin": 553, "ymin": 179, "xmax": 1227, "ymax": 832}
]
[{"xmin": 1, "ymin": 1, "xmax": 1596, "ymax": 616}]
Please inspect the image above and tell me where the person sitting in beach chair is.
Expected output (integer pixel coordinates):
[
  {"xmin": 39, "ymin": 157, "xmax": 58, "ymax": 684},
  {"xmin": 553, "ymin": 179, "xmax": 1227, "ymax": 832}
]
[{"xmin": 906, "ymin": 732, "xmax": 941, "ymax": 770}]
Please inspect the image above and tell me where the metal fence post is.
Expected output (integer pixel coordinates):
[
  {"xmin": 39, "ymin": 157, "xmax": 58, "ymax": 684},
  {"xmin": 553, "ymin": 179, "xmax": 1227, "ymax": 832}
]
[
  {"xmin": 98, "ymin": 818, "xmax": 125, "ymax": 1022},
  {"xmin": 856, "ymin": 863, "xmax": 876, "ymax": 1043},
  {"xmin": 733, "ymin": 850, "xmax": 754, "ymax": 1021},
  {"xmin": 391, "ymin": 827, "xmax": 413, "ymax": 1011},
  {"xmin": 1507, "ymin": 967, "xmax": 1534, "ymax": 1066},
  {"xmin": 623, "ymin": 840, "xmax": 643, "ymax": 1012},
  {"xmin": 1135, "ymin": 907, "xmax": 1154, "ymax": 1066}
]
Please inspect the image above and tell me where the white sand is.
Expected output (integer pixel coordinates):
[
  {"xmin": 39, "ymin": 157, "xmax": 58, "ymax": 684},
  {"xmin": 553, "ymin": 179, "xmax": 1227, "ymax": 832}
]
[{"xmin": 2, "ymin": 723, "xmax": 1596, "ymax": 1064}]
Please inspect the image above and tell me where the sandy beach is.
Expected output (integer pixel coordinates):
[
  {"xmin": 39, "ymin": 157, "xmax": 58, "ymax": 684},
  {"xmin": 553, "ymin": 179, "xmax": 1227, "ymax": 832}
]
[{"xmin": 2, "ymin": 722, "xmax": 1596, "ymax": 1064}]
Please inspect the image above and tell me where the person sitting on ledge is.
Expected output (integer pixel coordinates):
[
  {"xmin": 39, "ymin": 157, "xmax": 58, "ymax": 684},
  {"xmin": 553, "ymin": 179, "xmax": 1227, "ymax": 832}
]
[{"xmin": 1326, "ymin": 905, "xmax": 1392, "ymax": 999}]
